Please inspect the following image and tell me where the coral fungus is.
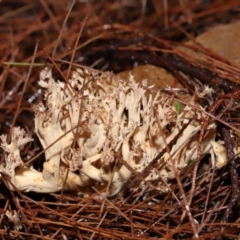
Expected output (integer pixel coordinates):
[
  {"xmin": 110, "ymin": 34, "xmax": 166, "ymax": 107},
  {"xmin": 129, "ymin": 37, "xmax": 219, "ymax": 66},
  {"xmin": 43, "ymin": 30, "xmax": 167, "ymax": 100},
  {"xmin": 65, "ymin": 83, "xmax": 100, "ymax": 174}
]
[{"xmin": 0, "ymin": 67, "xmax": 226, "ymax": 196}]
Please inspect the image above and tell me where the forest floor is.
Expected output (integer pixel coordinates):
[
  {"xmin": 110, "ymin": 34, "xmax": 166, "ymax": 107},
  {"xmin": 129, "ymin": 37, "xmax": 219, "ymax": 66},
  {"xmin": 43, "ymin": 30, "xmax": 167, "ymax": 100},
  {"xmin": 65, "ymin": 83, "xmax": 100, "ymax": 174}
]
[{"xmin": 0, "ymin": 1, "xmax": 240, "ymax": 239}]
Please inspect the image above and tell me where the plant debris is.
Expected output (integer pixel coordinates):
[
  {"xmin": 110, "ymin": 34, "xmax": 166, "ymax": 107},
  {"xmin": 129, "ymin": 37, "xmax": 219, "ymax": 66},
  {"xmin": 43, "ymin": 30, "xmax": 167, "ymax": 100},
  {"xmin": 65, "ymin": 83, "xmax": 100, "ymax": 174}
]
[{"xmin": 0, "ymin": 1, "xmax": 240, "ymax": 239}]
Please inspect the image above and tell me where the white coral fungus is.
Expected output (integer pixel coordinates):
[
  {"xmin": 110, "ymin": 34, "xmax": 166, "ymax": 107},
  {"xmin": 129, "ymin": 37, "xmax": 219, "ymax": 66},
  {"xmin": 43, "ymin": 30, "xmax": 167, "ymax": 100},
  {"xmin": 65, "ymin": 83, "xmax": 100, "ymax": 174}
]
[{"xmin": 0, "ymin": 67, "xmax": 227, "ymax": 196}]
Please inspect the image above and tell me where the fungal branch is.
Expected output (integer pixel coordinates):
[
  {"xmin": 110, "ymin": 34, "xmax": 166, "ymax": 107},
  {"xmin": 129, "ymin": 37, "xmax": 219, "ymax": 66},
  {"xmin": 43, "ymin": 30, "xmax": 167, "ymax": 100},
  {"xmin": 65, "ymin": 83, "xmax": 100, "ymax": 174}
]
[{"xmin": 0, "ymin": 66, "xmax": 228, "ymax": 197}]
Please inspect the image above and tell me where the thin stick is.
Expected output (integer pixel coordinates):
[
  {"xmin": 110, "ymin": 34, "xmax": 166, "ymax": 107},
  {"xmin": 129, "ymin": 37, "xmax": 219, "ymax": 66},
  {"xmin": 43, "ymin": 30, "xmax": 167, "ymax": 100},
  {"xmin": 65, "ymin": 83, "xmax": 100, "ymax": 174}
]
[
  {"xmin": 10, "ymin": 40, "xmax": 39, "ymax": 136},
  {"xmin": 52, "ymin": 0, "xmax": 75, "ymax": 57}
]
